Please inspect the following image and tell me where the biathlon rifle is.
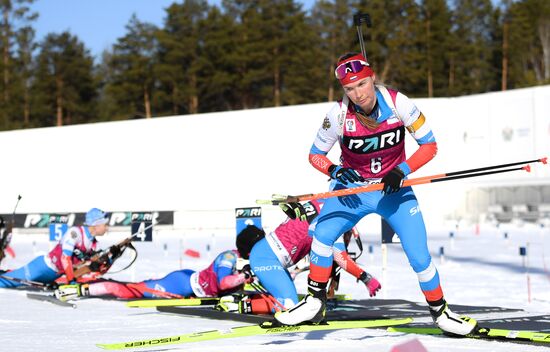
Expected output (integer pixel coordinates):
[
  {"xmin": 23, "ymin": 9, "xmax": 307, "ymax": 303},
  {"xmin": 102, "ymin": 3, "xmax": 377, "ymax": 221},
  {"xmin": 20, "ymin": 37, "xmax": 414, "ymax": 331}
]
[
  {"xmin": 72, "ymin": 223, "xmax": 152, "ymax": 278},
  {"xmin": 0, "ymin": 195, "xmax": 21, "ymax": 263},
  {"xmin": 0, "ymin": 217, "xmax": 9, "ymax": 263},
  {"xmin": 72, "ymin": 237, "xmax": 134, "ymax": 278}
]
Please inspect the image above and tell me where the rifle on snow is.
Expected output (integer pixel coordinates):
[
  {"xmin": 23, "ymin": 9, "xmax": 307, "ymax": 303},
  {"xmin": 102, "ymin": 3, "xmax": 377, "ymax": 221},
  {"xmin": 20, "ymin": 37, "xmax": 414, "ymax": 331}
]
[{"xmin": 0, "ymin": 195, "xmax": 22, "ymax": 263}]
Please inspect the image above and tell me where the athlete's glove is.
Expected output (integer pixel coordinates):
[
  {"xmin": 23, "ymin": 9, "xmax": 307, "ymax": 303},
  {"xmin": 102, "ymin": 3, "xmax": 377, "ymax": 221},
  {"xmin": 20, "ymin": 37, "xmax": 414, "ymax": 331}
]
[
  {"xmin": 280, "ymin": 202, "xmax": 307, "ymax": 221},
  {"xmin": 88, "ymin": 258, "xmax": 110, "ymax": 273},
  {"xmin": 334, "ymin": 184, "xmax": 361, "ymax": 209},
  {"xmin": 279, "ymin": 201, "xmax": 319, "ymax": 223},
  {"xmin": 359, "ymin": 271, "xmax": 381, "ymax": 297},
  {"xmin": 329, "ymin": 165, "xmax": 365, "ymax": 185},
  {"xmin": 109, "ymin": 245, "xmax": 121, "ymax": 258},
  {"xmin": 88, "ymin": 260, "xmax": 102, "ymax": 272},
  {"xmin": 381, "ymin": 167, "xmax": 405, "ymax": 195}
]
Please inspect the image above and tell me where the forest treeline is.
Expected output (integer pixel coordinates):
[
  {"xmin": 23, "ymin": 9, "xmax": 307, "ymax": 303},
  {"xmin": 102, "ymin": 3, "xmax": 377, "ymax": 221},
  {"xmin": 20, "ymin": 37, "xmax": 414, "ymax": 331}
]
[{"xmin": 0, "ymin": 0, "xmax": 549, "ymax": 130}]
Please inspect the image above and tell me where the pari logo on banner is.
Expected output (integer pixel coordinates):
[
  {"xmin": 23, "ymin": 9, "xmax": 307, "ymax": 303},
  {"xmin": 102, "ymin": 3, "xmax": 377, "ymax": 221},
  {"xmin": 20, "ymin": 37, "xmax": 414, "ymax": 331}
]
[
  {"xmin": 48, "ymin": 214, "xmax": 75, "ymax": 242},
  {"xmin": 27, "ymin": 213, "xmax": 76, "ymax": 228},
  {"xmin": 12, "ymin": 211, "xmax": 174, "ymax": 229},
  {"xmin": 235, "ymin": 207, "xmax": 262, "ymax": 235},
  {"xmin": 109, "ymin": 212, "xmax": 158, "ymax": 226},
  {"xmin": 130, "ymin": 212, "xmax": 154, "ymax": 242}
]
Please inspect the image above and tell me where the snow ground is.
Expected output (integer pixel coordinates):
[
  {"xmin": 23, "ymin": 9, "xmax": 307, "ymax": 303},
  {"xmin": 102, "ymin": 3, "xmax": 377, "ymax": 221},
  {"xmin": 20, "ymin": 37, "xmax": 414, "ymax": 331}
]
[{"xmin": 1, "ymin": 221, "xmax": 550, "ymax": 352}]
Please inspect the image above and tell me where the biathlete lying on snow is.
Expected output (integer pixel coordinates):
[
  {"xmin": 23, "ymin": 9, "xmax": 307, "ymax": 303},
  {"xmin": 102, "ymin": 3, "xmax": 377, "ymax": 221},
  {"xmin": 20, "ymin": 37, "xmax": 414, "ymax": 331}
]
[
  {"xmin": 0, "ymin": 208, "xmax": 111, "ymax": 288},
  {"xmin": 216, "ymin": 200, "xmax": 381, "ymax": 315},
  {"xmin": 53, "ymin": 249, "xmax": 253, "ymax": 301}
]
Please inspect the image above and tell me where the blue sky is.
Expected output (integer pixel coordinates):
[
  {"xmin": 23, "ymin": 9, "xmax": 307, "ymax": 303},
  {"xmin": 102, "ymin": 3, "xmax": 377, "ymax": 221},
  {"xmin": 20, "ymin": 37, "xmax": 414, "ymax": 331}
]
[{"xmin": 31, "ymin": 0, "xmax": 315, "ymax": 60}]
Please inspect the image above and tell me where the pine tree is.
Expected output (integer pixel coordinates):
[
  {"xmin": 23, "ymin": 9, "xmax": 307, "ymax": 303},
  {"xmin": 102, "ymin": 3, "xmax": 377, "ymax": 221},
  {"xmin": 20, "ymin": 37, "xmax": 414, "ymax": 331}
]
[
  {"xmin": 507, "ymin": 0, "xmax": 550, "ymax": 87},
  {"xmin": 32, "ymin": 32, "xmax": 96, "ymax": 127},
  {"xmin": 156, "ymin": 0, "xmax": 208, "ymax": 115},
  {"xmin": 353, "ymin": 0, "xmax": 423, "ymax": 94},
  {"xmin": 310, "ymin": 0, "xmax": 355, "ymax": 102},
  {"xmin": 449, "ymin": 0, "xmax": 495, "ymax": 95},
  {"xmin": 106, "ymin": 14, "xmax": 159, "ymax": 119},
  {"xmin": 419, "ymin": 0, "xmax": 453, "ymax": 97},
  {"xmin": 197, "ymin": 5, "xmax": 241, "ymax": 112},
  {"xmin": 0, "ymin": 0, "xmax": 37, "ymax": 130},
  {"xmin": 252, "ymin": 0, "xmax": 322, "ymax": 106},
  {"xmin": 278, "ymin": 1, "xmax": 326, "ymax": 105},
  {"xmin": 221, "ymin": 0, "xmax": 268, "ymax": 109},
  {"xmin": 12, "ymin": 26, "xmax": 36, "ymax": 128}
]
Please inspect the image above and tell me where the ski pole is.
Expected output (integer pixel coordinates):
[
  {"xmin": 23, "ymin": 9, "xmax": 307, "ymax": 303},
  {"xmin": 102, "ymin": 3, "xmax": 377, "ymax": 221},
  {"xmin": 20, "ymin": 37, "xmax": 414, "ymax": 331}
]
[
  {"xmin": 257, "ymin": 157, "xmax": 546, "ymax": 205},
  {"xmin": 262, "ymin": 166, "xmax": 526, "ymax": 205},
  {"xmin": 418, "ymin": 157, "xmax": 547, "ymax": 180},
  {"xmin": 0, "ymin": 274, "xmax": 52, "ymax": 290}
]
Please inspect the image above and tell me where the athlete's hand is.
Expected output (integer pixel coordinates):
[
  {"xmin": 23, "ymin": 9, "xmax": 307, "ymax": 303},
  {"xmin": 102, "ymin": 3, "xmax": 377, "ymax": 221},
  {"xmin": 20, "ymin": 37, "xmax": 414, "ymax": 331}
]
[
  {"xmin": 280, "ymin": 202, "xmax": 307, "ymax": 221},
  {"xmin": 109, "ymin": 245, "xmax": 121, "ymax": 258},
  {"xmin": 334, "ymin": 184, "xmax": 361, "ymax": 209},
  {"xmin": 329, "ymin": 165, "xmax": 365, "ymax": 185},
  {"xmin": 381, "ymin": 167, "xmax": 405, "ymax": 195},
  {"xmin": 88, "ymin": 260, "xmax": 101, "ymax": 272},
  {"xmin": 359, "ymin": 271, "xmax": 381, "ymax": 297},
  {"xmin": 241, "ymin": 264, "xmax": 254, "ymax": 283},
  {"xmin": 280, "ymin": 201, "xmax": 319, "ymax": 223}
]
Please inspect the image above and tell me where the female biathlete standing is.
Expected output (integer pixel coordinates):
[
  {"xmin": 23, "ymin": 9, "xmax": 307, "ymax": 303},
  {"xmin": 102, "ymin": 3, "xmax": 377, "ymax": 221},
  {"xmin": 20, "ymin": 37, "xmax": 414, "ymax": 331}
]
[{"xmin": 275, "ymin": 52, "xmax": 477, "ymax": 336}]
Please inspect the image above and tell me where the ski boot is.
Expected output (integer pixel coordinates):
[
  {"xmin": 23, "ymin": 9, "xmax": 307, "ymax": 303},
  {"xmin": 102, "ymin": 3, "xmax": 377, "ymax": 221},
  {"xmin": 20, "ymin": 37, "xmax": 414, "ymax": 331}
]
[
  {"xmin": 54, "ymin": 283, "xmax": 89, "ymax": 302},
  {"xmin": 274, "ymin": 283, "xmax": 326, "ymax": 326},
  {"xmin": 430, "ymin": 302, "xmax": 478, "ymax": 336},
  {"xmin": 215, "ymin": 294, "xmax": 254, "ymax": 314}
]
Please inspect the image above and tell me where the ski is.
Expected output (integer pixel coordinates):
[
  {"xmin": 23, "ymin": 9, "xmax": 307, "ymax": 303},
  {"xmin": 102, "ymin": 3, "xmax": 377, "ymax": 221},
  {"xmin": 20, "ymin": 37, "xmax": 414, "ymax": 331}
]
[
  {"xmin": 96, "ymin": 317, "xmax": 413, "ymax": 350},
  {"xmin": 300, "ymin": 293, "xmax": 351, "ymax": 301},
  {"xmin": 126, "ymin": 294, "xmax": 351, "ymax": 309},
  {"xmin": 388, "ymin": 326, "xmax": 550, "ymax": 345},
  {"xmin": 27, "ymin": 293, "xmax": 77, "ymax": 309},
  {"xmin": 126, "ymin": 297, "xmax": 219, "ymax": 308},
  {"xmin": 156, "ymin": 306, "xmax": 271, "ymax": 324}
]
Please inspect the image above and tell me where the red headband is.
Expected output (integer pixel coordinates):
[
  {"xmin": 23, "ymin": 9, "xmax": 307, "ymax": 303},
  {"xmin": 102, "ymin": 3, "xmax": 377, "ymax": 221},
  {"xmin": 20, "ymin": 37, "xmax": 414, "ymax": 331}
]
[{"xmin": 335, "ymin": 54, "xmax": 374, "ymax": 85}]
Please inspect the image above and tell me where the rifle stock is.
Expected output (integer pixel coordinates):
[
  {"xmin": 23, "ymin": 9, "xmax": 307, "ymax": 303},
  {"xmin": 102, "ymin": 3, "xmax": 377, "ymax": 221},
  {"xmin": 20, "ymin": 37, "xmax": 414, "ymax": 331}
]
[
  {"xmin": 0, "ymin": 217, "xmax": 15, "ymax": 262},
  {"xmin": 72, "ymin": 236, "xmax": 133, "ymax": 278},
  {"xmin": 1, "ymin": 196, "xmax": 21, "ymax": 262}
]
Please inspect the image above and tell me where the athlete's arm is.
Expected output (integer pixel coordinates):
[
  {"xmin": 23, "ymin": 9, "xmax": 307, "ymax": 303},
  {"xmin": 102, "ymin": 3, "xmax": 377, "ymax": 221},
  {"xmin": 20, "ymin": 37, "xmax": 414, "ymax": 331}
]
[
  {"xmin": 60, "ymin": 228, "xmax": 79, "ymax": 281},
  {"xmin": 332, "ymin": 236, "xmax": 381, "ymax": 297},
  {"xmin": 332, "ymin": 243, "xmax": 363, "ymax": 279},
  {"xmin": 394, "ymin": 92, "xmax": 438, "ymax": 176},
  {"xmin": 309, "ymin": 102, "xmax": 341, "ymax": 176},
  {"xmin": 215, "ymin": 251, "xmax": 250, "ymax": 290},
  {"xmin": 219, "ymin": 272, "xmax": 248, "ymax": 290},
  {"xmin": 60, "ymin": 255, "xmax": 75, "ymax": 282}
]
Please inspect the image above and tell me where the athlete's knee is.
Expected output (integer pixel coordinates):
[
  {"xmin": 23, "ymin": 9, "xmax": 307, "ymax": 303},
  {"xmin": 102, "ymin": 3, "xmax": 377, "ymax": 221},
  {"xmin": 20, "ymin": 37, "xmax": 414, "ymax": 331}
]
[
  {"xmin": 311, "ymin": 237, "xmax": 333, "ymax": 259},
  {"xmin": 408, "ymin": 252, "xmax": 432, "ymax": 273},
  {"xmin": 313, "ymin": 224, "xmax": 339, "ymax": 246}
]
